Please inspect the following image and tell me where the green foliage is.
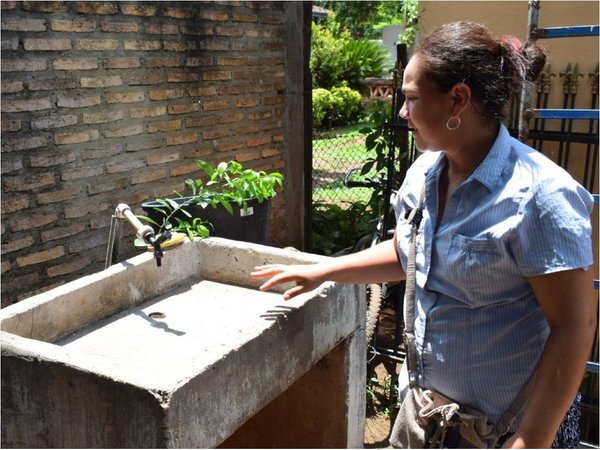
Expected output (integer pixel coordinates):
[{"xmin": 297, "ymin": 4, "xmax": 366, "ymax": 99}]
[
  {"xmin": 185, "ymin": 160, "xmax": 283, "ymax": 213},
  {"xmin": 396, "ymin": 0, "xmax": 419, "ymax": 46},
  {"xmin": 312, "ymin": 85, "xmax": 362, "ymax": 129},
  {"xmin": 311, "ymin": 200, "xmax": 376, "ymax": 256},
  {"xmin": 140, "ymin": 160, "xmax": 283, "ymax": 239},
  {"xmin": 311, "ymin": 22, "xmax": 390, "ymax": 92},
  {"xmin": 366, "ymin": 374, "xmax": 399, "ymax": 418}
]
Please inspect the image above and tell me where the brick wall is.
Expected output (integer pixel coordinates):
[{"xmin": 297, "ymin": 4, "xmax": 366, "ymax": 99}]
[{"xmin": 1, "ymin": 1, "xmax": 309, "ymax": 306}]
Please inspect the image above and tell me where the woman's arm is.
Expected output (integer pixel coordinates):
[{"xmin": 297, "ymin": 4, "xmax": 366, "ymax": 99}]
[
  {"xmin": 251, "ymin": 236, "xmax": 406, "ymax": 300},
  {"xmin": 503, "ymin": 267, "xmax": 597, "ymax": 448}
]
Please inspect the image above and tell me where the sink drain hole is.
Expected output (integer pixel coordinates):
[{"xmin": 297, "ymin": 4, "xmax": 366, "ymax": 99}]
[{"xmin": 149, "ymin": 311, "xmax": 166, "ymax": 319}]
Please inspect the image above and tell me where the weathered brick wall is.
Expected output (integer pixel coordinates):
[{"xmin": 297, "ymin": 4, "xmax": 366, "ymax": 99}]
[{"xmin": 1, "ymin": 1, "xmax": 309, "ymax": 306}]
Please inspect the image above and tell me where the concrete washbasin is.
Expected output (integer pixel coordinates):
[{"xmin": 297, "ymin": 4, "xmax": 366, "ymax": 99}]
[{"xmin": 1, "ymin": 238, "xmax": 366, "ymax": 448}]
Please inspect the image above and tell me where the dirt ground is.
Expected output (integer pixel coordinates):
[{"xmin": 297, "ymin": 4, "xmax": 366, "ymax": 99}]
[{"xmin": 363, "ymin": 302, "xmax": 403, "ymax": 449}]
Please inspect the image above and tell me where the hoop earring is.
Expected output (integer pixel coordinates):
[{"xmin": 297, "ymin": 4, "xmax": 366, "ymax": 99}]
[{"xmin": 446, "ymin": 116, "xmax": 461, "ymax": 131}]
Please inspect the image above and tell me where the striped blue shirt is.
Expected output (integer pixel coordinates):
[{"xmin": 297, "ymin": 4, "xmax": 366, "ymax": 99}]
[{"xmin": 392, "ymin": 124, "xmax": 593, "ymax": 426}]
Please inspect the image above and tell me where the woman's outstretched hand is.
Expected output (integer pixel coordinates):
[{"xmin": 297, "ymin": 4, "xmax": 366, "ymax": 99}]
[{"xmin": 250, "ymin": 264, "xmax": 327, "ymax": 300}]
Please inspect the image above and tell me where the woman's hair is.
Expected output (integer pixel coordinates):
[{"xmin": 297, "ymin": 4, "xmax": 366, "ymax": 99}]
[{"xmin": 413, "ymin": 21, "xmax": 546, "ymax": 122}]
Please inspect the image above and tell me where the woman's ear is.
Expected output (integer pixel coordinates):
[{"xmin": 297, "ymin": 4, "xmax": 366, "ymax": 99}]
[{"xmin": 450, "ymin": 82, "xmax": 471, "ymax": 117}]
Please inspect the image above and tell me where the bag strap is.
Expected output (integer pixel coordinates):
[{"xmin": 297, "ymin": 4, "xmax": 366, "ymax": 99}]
[
  {"xmin": 403, "ymin": 183, "xmax": 426, "ymax": 388},
  {"xmin": 401, "ymin": 180, "xmax": 536, "ymax": 432}
]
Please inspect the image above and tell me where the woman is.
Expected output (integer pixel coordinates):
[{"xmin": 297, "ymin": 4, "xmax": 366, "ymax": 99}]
[{"xmin": 251, "ymin": 22, "xmax": 596, "ymax": 448}]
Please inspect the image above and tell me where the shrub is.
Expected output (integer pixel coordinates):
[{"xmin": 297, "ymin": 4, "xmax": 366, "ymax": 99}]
[{"xmin": 312, "ymin": 85, "xmax": 362, "ymax": 129}]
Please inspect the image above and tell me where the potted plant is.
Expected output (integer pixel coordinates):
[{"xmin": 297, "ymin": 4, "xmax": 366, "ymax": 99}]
[{"xmin": 140, "ymin": 160, "xmax": 283, "ymax": 245}]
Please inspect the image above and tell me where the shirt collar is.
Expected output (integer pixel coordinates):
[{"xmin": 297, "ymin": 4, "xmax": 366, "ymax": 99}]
[{"xmin": 426, "ymin": 124, "xmax": 509, "ymax": 192}]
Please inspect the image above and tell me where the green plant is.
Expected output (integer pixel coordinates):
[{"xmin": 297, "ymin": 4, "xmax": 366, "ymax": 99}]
[
  {"xmin": 139, "ymin": 160, "xmax": 283, "ymax": 240},
  {"xmin": 312, "ymin": 85, "xmax": 362, "ymax": 129},
  {"xmin": 185, "ymin": 160, "xmax": 283, "ymax": 213},
  {"xmin": 312, "ymin": 88, "xmax": 334, "ymax": 128},
  {"xmin": 366, "ymin": 374, "xmax": 399, "ymax": 418}
]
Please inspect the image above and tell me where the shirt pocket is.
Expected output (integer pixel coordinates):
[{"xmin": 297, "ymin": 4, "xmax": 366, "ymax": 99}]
[{"xmin": 445, "ymin": 233, "xmax": 502, "ymax": 295}]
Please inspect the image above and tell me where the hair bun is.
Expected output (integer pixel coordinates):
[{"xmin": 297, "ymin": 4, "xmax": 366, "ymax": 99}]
[{"xmin": 521, "ymin": 42, "xmax": 547, "ymax": 81}]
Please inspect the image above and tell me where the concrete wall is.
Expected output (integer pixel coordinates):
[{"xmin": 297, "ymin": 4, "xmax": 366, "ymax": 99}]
[{"xmin": 1, "ymin": 1, "xmax": 310, "ymax": 306}]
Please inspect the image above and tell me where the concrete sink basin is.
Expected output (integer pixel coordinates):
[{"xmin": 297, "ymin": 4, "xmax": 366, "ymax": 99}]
[{"xmin": 1, "ymin": 238, "xmax": 365, "ymax": 448}]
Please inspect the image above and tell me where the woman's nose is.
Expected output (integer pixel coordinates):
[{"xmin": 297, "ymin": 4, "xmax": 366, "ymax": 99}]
[{"xmin": 398, "ymin": 101, "xmax": 409, "ymax": 120}]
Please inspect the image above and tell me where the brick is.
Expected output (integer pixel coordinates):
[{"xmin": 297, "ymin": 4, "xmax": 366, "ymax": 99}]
[
  {"xmin": 1, "ymin": 18, "xmax": 46, "ymax": 31},
  {"xmin": 236, "ymin": 98, "xmax": 260, "ymax": 108},
  {"xmin": 260, "ymin": 14, "xmax": 284, "ymax": 25},
  {"xmin": 53, "ymin": 58, "xmax": 98, "ymax": 70},
  {"xmin": 248, "ymin": 111, "xmax": 272, "ymax": 120},
  {"xmin": 57, "ymin": 94, "xmax": 101, "ymax": 108},
  {"xmin": 198, "ymin": 40, "xmax": 229, "ymax": 51},
  {"xmin": 76, "ymin": 2, "xmax": 118, "ymax": 15},
  {"xmin": 16, "ymin": 246, "xmax": 64, "ymax": 268},
  {"xmin": 100, "ymin": 21, "xmax": 138, "ymax": 33},
  {"xmin": 37, "ymin": 187, "xmax": 80, "ymax": 204},
  {"xmin": 247, "ymin": 135, "xmax": 272, "ymax": 147},
  {"xmin": 104, "ymin": 57, "xmax": 141, "ymax": 69},
  {"xmin": 167, "ymin": 103, "xmax": 200, "ymax": 115},
  {"xmin": 120, "ymin": 3, "xmax": 157, "ymax": 16},
  {"xmin": 130, "ymin": 105, "xmax": 166, "ymax": 118},
  {"xmin": 47, "ymin": 255, "xmax": 92, "ymax": 277},
  {"xmin": 217, "ymin": 57, "xmax": 245, "ymax": 66},
  {"xmin": 146, "ymin": 57, "xmax": 182, "ymax": 68},
  {"xmin": 147, "ymin": 152, "xmax": 180, "ymax": 165},
  {"xmin": 1, "ymin": 135, "xmax": 47, "ymax": 151},
  {"xmin": 10, "ymin": 212, "xmax": 58, "ymax": 231},
  {"xmin": 131, "ymin": 168, "xmax": 167, "ymax": 185},
  {"xmin": 236, "ymin": 150, "xmax": 261, "ymax": 163},
  {"xmin": 106, "ymin": 91, "xmax": 145, "ymax": 103},
  {"xmin": 162, "ymin": 40, "xmax": 196, "ymax": 52},
  {"xmin": 83, "ymin": 110, "xmax": 124, "ymax": 124},
  {"xmin": 180, "ymin": 25, "xmax": 213, "ymax": 36},
  {"xmin": 202, "ymin": 100, "xmax": 230, "ymax": 111},
  {"xmin": 233, "ymin": 12, "xmax": 257, "ymax": 23},
  {"xmin": 1, "ymin": 262, "xmax": 10, "ymax": 274},
  {"xmin": 167, "ymin": 72, "xmax": 199, "ymax": 83},
  {"xmin": 123, "ymin": 40, "xmax": 161, "ymax": 51},
  {"xmin": 3, "ymin": 272, "xmax": 42, "ymax": 299},
  {"xmin": 149, "ymin": 88, "xmax": 184, "ymax": 101},
  {"xmin": 106, "ymin": 159, "xmax": 145, "ymax": 174},
  {"xmin": 1, "ymin": 2, "xmax": 17, "ymax": 10},
  {"xmin": 166, "ymin": 133, "xmax": 197, "ymax": 146},
  {"xmin": 202, "ymin": 71, "xmax": 232, "ymax": 81},
  {"xmin": 2, "ymin": 157, "xmax": 22, "ymax": 173},
  {"xmin": 80, "ymin": 75, "xmax": 122, "ymax": 88},
  {"xmin": 2, "ymin": 38, "xmax": 18, "ymax": 50},
  {"xmin": 41, "ymin": 222, "xmax": 87, "ymax": 242},
  {"xmin": 23, "ymin": 1, "xmax": 69, "ymax": 12},
  {"xmin": 187, "ymin": 86, "xmax": 217, "ymax": 97},
  {"xmin": 28, "ymin": 77, "xmax": 78, "ymax": 91},
  {"xmin": 1, "ymin": 195, "xmax": 29, "ymax": 213},
  {"xmin": 1, "ymin": 98, "xmax": 52, "ymax": 113},
  {"xmin": 126, "ymin": 139, "xmax": 163, "ymax": 152},
  {"xmin": 202, "ymin": 128, "xmax": 230, "ymax": 139},
  {"xmin": 218, "ymin": 111, "xmax": 244, "ymax": 124},
  {"xmin": 147, "ymin": 119, "xmax": 181, "ymax": 133},
  {"xmin": 51, "ymin": 19, "xmax": 96, "ymax": 32},
  {"xmin": 31, "ymin": 115, "xmax": 77, "ymax": 130},
  {"xmin": 128, "ymin": 73, "xmax": 164, "ymax": 85},
  {"xmin": 1, "ymin": 236, "xmax": 35, "ymax": 255},
  {"xmin": 1, "ymin": 119, "xmax": 21, "ymax": 131},
  {"xmin": 144, "ymin": 23, "xmax": 178, "ymax": 34},
  {"xmin": 1, "ymin": 58, "xmax": 47, "ymax": 72},
  {"xmin": 185, "ymin": 56, "xmax": 213, "ymax": 67},
  {"xmin": 30, "ymin": 152, "xmax": 77, "ymax": 167},
  {"xmin": 82, "ymin": 144, "xmax": 122, "ymax": 160},
  {"xmin": 55, "ymin": 129, "xmax": 100, "ymax": 145},
  {"xmin": 185, "ymin": 116, "xmax": 218, "ymax": 127},
  {"xmin": 89, "ymin": 215, "xmax": 111, "ymax": 229},
  {"xmin": 262, "ymin": 148, "xmax": 281, "ymax": 158},
  {"xmin": 198, "ymin": 11, "xmax": 229, "ymax": 21},
  {"xmin": 76, "ymin": 39, "xmax": 119, "ymax": 51},
  {"xmin": 23, "ymin": 39, "xmax": 71, "ymax": 51},
  {"xmin": 87, "ymin": 177, "xmax": 129, "ymax": 195},
  {"xmin": 170, "ymin": 162, "xmax": 201, "ymax": 177},
  {"xmin": 68, "ymin": 232, "xmax": 105, "ymax": 253},
  {"xmin": 162, "ymin": 7, "xmax": 194, "ymax": 19},
  {"xmin": 104, "ymin": 124, "xmax": 143, "ymax": 138},
  {"xmin": 64, "ymin": 201, "xmax": 110, "ymax": 219},
  {"xmin": 3, "ymin": 173, "xmax": 55, "ymax": 192},
  {"xmin": 215, "ymin": 26, "xmax": 244, "ymax": 37},
  {"xmin": 61, "ymin": 165, "xmax": 104, "ymax": 180}
]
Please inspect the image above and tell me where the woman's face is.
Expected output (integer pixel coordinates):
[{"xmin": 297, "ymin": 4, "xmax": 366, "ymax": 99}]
[{"xmin": 399, "ymin": 54, "xmax": 454, "ymax": 152}]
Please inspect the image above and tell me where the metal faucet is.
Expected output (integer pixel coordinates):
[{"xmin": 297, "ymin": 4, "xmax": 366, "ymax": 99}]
[{"xmin": 105, "ymin": 204, "xmax": 171, "ymax": 268}]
